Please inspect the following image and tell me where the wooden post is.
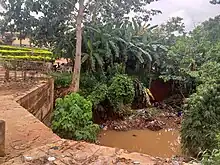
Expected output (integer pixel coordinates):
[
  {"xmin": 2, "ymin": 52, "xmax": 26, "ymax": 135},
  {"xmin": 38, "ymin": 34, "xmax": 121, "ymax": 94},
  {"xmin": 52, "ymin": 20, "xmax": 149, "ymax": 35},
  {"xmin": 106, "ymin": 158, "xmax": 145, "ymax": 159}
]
[{"xmin": 0, "ymin": 120, "xmax": 5, "ymax": 157}]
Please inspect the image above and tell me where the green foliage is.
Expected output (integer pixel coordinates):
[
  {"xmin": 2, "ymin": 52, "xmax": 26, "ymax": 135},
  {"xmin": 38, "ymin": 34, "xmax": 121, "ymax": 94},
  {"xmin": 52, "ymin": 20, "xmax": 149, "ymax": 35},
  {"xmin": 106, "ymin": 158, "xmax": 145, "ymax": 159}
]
[
  {"xmin": 0, "ymin": 50, "xmax": 52, "ymax": 56},
  {"xmin": 0, "ymin": 45, "xmax": 53, "ymax": 62},
  {"xmin": 201, "ymin": 134, "xmax": 220, "ymax": 164},
  {"xmin": 87, "ymin": 84, "xmax": 108, "ymax": 106},
  {"xmin": 106, "ymin": 63, "xmax": 125, "ymax": 80},
  {"xmin": 49, "ymin": 72, "xmax": 72, "ymax": 88},
  {"xmin": 181, "ymin": 83, "xmax": 220, "ymax": 156},
  {"xmin": 0, "ymin": 45, "xmax": 31, "ymax": 51},
  {"xmin": 107, "ymin": 74, "xmax": 135, "ymax": 111},
  {"xmin": 189, "ymin": 62, "xmax": 220, "ymax": 84},
  {"xmin": 52, "ymin": 93, "xmax": 100, "ymax": 142},
  {"xmin": 79, "ymin": 73, "xmax": 101, "ymax": 97},
  {"xmin": 0, "ymin": 55, "xmax": 52, "ymax": 61},
  {"xmin": 0, "ymin": 45, "xmax": 53, "ymax": 56},
  {"xmin": 202, "ymin": 149, "xmax": 220, "ymax": 165}
]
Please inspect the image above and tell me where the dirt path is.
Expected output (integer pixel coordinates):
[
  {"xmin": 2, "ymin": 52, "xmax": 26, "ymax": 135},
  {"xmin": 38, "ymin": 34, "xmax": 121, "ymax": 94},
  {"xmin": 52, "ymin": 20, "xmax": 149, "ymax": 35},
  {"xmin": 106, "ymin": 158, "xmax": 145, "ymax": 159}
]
[{"xmin": 0, "ymin": 81, "xmax": 60, "ymax": 163}]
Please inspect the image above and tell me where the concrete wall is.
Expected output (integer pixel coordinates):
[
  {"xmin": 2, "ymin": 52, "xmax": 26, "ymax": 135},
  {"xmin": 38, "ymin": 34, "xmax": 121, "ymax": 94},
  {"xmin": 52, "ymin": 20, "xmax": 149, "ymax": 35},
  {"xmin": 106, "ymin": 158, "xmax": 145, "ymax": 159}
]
[{"xmin": 17, "ymin": 79, "xmax": 54, "ymax": 126}]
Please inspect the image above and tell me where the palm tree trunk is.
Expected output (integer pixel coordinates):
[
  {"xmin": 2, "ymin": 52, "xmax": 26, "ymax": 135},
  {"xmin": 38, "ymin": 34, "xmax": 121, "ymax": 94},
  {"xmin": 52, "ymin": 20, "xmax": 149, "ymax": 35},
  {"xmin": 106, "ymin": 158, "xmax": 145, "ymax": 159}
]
[{"xmin": 70, "ymin": 0, "xmax": 84, "ymax": 92}]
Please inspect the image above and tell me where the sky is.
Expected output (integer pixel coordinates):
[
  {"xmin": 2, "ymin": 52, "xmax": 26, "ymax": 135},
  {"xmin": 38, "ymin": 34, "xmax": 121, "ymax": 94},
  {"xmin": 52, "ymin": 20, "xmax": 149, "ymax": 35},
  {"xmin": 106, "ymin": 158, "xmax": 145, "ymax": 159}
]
[
  {"xmin": 0, "ymin": 0, "xmax": 220, "ymax": 31},
  {"xmin": 147, "ymin": 0, "xmax": 220, "ymax": 31}
]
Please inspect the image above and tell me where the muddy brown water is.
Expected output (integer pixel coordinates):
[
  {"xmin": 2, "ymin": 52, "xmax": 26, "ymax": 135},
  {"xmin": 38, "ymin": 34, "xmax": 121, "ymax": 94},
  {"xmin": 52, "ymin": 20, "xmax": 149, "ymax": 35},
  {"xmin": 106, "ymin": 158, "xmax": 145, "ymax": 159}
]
[{"xmin": 98, "ymin": 129, "xmax": 181, "ymax": 158}]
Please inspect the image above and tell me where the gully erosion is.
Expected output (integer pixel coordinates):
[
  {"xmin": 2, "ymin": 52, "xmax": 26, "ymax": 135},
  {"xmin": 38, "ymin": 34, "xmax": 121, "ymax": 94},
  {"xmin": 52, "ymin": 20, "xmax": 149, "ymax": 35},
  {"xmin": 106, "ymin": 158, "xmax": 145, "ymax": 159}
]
[{"xmin": 0, "ymin": 78, "xmax": 196, "ymax": 165}]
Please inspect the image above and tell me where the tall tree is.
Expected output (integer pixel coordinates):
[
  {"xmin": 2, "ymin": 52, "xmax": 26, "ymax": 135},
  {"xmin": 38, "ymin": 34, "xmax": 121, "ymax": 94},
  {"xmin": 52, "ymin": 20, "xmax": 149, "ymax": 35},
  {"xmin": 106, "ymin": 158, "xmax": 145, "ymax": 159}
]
[
  {"xmin": 0, "ymin": 0, "xmax": 36, "ymax": 46},
  {"xmin": 71, "ymin": 0, "xmax": 84, "ymax": 92},
  {"xmin": 71, "ymin": 0, "xmax": 161, "ymax": 92},
  {"xmin": 1, "ymin": 0, "xmax": 160, "ymax": 92}
]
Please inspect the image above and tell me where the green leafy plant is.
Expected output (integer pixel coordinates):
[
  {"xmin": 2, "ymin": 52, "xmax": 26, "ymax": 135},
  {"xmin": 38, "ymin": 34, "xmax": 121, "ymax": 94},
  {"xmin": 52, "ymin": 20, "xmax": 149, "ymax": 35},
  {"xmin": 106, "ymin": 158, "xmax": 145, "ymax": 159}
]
[
  {"xmin": 189, "ymin": 61, "xmax": 220, "ymax": 85},
  {"xmin": 79, "ymin": 73, "xmax": 101, "ymax": 97},
  {"xmin": 0, "ymin": 55, "xmax": 52, "ymax": 61},
  {"xmin": 201, "ymin": 134, "xmax": 220, "ymax": 165},
  {"xmin": 202, "ymin": 149, "xmax": 220, "ymax": 165},
  {"xmin": 50, "ymin": 72, "xmax": 72, "ymax": 88},
  {"xmin": 181, "ymin": 83, "xmax": 220, "ymax": 156},
  {"xmin": 107, "ymin": 74, "xmax": 135, "ymax": 112},
  {"xmin": 0, "ymin": 45, "xmax": 53, "ymax": 56},
  {"xmin": 87, "ymin": 83, "xmax": 108, "ymax": 106},
  {"xmin": 52, "ymin": 93, "xmax": 100, "ymax": 142}
]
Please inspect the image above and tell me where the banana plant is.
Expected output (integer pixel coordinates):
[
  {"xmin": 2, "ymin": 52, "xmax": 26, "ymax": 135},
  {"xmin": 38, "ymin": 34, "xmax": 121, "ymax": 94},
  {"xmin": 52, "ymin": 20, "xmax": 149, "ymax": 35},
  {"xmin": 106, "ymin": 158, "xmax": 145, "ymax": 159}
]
[
  {"xmin": 81, "ymin": 39, "xmax": 104, "ymax": 72},
  {"xmin": 81, "ymin": 19, "xmax": 164, "ymax": 74}
]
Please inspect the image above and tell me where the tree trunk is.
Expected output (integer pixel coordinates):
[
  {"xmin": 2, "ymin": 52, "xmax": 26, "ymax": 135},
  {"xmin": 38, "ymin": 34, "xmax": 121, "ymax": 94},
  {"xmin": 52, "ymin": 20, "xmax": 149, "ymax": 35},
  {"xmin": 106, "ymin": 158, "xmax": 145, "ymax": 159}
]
[
  {"xmin": 19, "ymin": 38, "xmax": 22, "ymax": 47},
  {"xmin": 19, "ymin": 31, "xmax": 22, "ymax": 47},
  {"xmin": 70, "ymin": 0, "xmax": 84, "ymax": 92},
  {"xmin": 4, "ymin": 69, "xmax": 9, "ymax": 82}
]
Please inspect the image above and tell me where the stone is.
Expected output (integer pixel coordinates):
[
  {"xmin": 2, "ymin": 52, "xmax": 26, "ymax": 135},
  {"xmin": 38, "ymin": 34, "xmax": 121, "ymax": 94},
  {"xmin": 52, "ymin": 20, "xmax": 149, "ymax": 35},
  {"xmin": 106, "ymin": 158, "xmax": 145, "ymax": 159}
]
[
  {"xmin": 133, "ymin": 161, "xmax": 140, "ymax": 164},
  {"xmin": 48, "ymin": 157, "xmax": 56, "ymax": 161},
  {"xmin": 22, "ymin": 156, "xmax": 33, "ymax": 162},
  {"xmin": 146, "ymin": 120, "xmax": 163, "ymax": 131},
  {"xmin": 103, "ymin": 126, "xmax": 108, "ymax": 131}
]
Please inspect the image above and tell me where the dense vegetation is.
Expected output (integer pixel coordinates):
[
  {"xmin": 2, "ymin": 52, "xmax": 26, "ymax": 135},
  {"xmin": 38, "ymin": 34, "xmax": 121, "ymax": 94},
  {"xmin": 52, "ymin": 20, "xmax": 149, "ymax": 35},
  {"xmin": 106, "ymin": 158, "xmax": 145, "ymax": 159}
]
[
  {"xmin": 52, "ymin": 93, "xmax": 99, "ymax": 142},
  {"xmin": 0, "ymin": 45, "xmax": 53, "ymax": 61},
  {"xmin": 1, "ymin": 0, "xmax": 220, "ymax": 160}
]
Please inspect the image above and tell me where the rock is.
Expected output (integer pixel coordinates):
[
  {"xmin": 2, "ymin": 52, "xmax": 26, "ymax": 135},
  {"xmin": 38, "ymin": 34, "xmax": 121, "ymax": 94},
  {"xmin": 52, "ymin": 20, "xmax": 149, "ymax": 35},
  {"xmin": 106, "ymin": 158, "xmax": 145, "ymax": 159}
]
[
  {"xmin": 182, "ymin": 163, "xmax": 201, "ymax": 165},
  {"xmin": 172, "ymin": 161, "xmax": 180, "ymax": 165},
  {"xmin": 48, "ymin": 156, "xmax": 56, "ymax": 161},
  {"xmin": 133, "ymin": 161, "xmax": 140, "ymax": 164},
  {"xmin": 103, "ymin": 126, "xmax": 108, "ymax": 131},
  {"xmin": 22, "ymin": 156, "xmax": 33, "ymax": 162},
  {"xmin": 146, "ymin": 120, "xmax": 163, "ymax": 131}
]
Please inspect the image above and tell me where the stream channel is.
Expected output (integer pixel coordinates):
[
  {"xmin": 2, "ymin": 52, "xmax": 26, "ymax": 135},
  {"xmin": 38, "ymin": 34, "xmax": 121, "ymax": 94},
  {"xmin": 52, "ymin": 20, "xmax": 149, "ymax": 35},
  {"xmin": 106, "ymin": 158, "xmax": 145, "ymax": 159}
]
[{"xmin": 98, "ymin": 129, "xmax": 181, "ymax": 158}]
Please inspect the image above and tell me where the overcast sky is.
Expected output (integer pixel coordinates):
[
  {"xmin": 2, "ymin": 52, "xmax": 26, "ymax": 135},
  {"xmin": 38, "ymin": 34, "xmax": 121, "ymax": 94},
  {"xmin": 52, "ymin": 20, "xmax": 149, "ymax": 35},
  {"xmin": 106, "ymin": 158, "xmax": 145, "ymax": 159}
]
[
  {"xmin": 0, "ymin": 0, "xmax": 219, "ymax": 31},
  {"xmin": 147, "ymin": 0, "xmax": 220, "ymax": 31}
]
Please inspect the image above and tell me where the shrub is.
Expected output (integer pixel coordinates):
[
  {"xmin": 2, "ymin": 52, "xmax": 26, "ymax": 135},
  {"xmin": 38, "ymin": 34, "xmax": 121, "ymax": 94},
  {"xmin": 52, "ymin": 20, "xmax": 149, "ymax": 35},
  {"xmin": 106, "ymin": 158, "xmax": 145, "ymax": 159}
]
[
  {"xmin": 0, "ymin": 45, "xmax": 53, "ymax": 56},
  {"xmin": 79, "ymin": 73, "xmax": 100, "ymax": 97},
  {"xmin": 52, "ymin": 93, "xmax": 100, "ymax": 142},
  {"xmin": 87, "ymin": 83, "xmax": 108, "ymax": 106},
  {"xmin": 181, "ymin": 83, "xmax": 220, "ymax": 156},
  {"xmin": 0, "ymin": 45, "xmax": 31, "ymax": 51},
  {"xmin": 201, "ymin": 134, "xmax": 220, "ymax": 165},
  {"xmin": 202, "ymin": 149, "xmax": 220, "ymax": 165},
  {"xmin": 189, "ymin": 61, "xmax": 220, "ymax": 85},
  {"xmin": 50, "ymin": 72, "xmax": 72, "ymax": 88},
  {"xmin": 0, "ymin": 55, "xmax": 52, "ymax": 62},
  {"xmin": 107, "ymin": 74, "xmax": 135, "ymax": 111}
]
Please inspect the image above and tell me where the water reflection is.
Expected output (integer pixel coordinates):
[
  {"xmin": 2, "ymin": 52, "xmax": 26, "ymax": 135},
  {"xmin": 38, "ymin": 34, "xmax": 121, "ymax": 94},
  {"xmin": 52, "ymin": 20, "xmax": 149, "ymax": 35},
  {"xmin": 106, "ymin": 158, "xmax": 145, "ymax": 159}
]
[{"xmin": 98, "ymin": 129, "xmax": 181, "ymax": 158}]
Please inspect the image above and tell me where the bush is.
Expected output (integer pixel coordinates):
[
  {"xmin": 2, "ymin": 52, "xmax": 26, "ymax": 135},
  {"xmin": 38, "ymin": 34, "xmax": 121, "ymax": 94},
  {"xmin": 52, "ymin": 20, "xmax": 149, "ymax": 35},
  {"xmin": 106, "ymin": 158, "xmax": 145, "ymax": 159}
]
[
  {"xmin": 52, "ymin": 93, "xmax": 100, "ymax": 142},
  {"xmin": 181, "ymin": 83, "xmax": 220, "ymax": 156},
  {"xmin": 79, "ymin": 73, "xmax": 100, "ymax": 97},
  {"xmin": 189, "ymin": 62, "xmax": 220, "ymax": 85},
  {"xmin": 202, "ymin": 149, "xmax": 220, "ymax": 165},
  {"xmin": 50, "ymin": 72, "xmax": 72, "ymax": 88},
  {"xmin": 201, "ymin": 134, "xmax": 220, "ymax": 165},
  {"xmin": 0, "ymin": 45, "xmax": 31, "ymax": 51},
  {"xmin": 0, "ymin": 45, "xmax": 53, "ymax": 56},
  {"xmin": 0, "ymin": 55, "xmax": 52, "ymax": 62},
  {"xmin": 107, "ymin": 74, "xmax": 135, "ymax": 111},
  {"xmin": 87, "ymin": 83, "xmax": 108, "ymax": 106}
]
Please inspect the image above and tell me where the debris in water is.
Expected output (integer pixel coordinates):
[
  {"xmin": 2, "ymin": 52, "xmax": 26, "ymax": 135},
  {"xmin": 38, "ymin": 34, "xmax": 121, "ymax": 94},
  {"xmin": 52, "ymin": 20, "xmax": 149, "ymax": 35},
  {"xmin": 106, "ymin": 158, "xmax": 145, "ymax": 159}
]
[
  {"xmin": 133, "ymin": 161, "xmax": 140, "ymax": 164},
  {"xmin": 103, "ymin": 126, "xmax": 108, "ymax": 131}
]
